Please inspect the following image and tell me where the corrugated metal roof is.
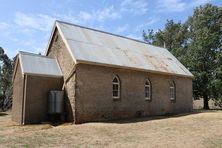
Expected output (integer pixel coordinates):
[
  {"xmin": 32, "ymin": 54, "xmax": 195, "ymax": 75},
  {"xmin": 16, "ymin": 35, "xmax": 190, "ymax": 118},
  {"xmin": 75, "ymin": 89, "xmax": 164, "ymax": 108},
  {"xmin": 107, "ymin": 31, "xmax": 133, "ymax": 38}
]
[
  {"xmin": 53, "ymin": 21, "xmax": 193, "ymax": 77},
  {"xmin": 19, "ymin": 51, "xmax": 63, "ymax": 77}
]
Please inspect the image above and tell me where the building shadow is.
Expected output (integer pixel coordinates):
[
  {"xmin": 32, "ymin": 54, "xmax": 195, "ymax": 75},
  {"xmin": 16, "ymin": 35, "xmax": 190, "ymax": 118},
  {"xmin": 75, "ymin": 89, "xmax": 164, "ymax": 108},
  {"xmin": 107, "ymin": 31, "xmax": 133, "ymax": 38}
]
[
  {"xmin": 101, "ymin": 109, "xmax": 221, "ymax": 124},
  {"xmin": 0, "ymin": 112, "xmax": 8, "ymax": 116}
]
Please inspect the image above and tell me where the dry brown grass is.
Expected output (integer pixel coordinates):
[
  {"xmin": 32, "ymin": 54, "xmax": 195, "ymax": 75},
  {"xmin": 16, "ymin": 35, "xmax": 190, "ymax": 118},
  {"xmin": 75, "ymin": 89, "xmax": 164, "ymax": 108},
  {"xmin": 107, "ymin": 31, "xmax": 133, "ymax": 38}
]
[
  {"xmin": 193, "ymin": 98, "xmax": 222, "ymax": 109},
  {"xmin": 0, "ymin": 110, "xmax": 222, "ymax": 148}
]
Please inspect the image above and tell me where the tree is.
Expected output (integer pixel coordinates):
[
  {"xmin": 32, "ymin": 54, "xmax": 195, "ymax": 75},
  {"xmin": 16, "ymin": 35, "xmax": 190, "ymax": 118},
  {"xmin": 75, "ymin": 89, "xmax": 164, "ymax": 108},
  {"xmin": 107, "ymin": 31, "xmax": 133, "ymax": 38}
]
[
  {"xmin": 143, "ymin": 29, "xmax": 155, "ymax": 44},
  {"xmin": 185, "ymin": 4, "xmax": 222, "ymax": 109},
  {"xmin": 143, "ymin": 20, "xmax": 185, "ymax": 51},
  {"xmin": 143, "ymin": 4, "xmax": 222, "ymax": 109},
  {"xmin": 211, "ymin": 49, "xmax": 222, "ymax": 107},
  {"xmin": 0, "ymin": 47, "xmax": 14, "ymax": 111}
]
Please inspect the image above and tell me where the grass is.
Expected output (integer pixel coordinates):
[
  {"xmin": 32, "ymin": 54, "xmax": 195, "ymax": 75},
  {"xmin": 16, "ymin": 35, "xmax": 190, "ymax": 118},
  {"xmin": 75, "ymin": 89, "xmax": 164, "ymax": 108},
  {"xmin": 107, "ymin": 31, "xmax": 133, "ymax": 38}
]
[
  {"xmin": 0, "ymin": 110, "xmax": 222, "ymax": 148},
  {"xmin": 205, "ymin": 138, "xmax": 222, "ymax": 148}
]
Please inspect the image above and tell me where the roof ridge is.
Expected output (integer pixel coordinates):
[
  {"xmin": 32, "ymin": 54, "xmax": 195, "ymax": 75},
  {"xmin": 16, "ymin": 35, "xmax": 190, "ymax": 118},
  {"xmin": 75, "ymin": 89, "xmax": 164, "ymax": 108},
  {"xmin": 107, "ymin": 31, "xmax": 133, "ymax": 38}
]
[
  {"xmin": 56, "ymin": 20, "xmax": 151, "ymax": 45},
  {"xmin": 19, "ymin": 51, "xmax": 55, "ymax": 59},
  {"xmin": 56, "ymin": 20, "xmax": 169, "ymax": 51}
]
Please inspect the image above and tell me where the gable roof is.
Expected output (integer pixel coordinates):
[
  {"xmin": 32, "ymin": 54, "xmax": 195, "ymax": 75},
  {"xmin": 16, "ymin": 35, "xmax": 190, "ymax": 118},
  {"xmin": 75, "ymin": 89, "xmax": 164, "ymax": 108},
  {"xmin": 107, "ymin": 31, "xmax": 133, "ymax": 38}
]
[
  {"xmin": 13, "ymin": 51, "xmax": 63, "ymax": 80},
  {"xmin": 46, "ymin": 20, "xmax": 193, "ymax": 78}
]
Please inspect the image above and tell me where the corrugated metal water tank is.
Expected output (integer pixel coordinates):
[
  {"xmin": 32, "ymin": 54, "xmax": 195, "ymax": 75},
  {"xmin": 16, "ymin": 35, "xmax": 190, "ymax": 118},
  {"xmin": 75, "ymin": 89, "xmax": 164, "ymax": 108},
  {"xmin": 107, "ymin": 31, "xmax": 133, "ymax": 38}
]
[{"xmin": 48, "ymin": 91, "xmax": 64, "ymax": 114}]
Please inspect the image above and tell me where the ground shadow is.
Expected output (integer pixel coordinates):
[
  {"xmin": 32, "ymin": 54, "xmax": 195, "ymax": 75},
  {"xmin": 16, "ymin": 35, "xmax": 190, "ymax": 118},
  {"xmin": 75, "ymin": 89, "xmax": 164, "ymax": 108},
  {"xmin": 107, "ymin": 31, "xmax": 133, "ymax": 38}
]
[
  {"xmin": 0, "ymin": 112, "xmax": 8, "ymax": 116},
  {"xmin": 100, "ymin": 109, "xmax": 222, "ymax": 124},
  {"xmin": 48, "ymin": 109, "xmax": 222, "ymax": 126},
  {"xmin": 14, "ymin": 109, "xmax": 222, "ymax": 126}
]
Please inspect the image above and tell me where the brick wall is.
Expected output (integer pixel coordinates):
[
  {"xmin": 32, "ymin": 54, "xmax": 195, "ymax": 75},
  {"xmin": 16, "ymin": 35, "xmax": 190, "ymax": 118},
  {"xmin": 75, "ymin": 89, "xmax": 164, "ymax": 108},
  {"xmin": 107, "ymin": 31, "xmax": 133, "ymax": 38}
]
[
  {"xmin": 12, "ymin": 61, "xmax": 24, "ymax": 124},
  {"xmin": 47, "ymin": 29, "xmax": 76, "ymax": 122},
  {"xmin": 46, "ymin": 28, "xmax": 193, "ymax": 124},
  {"xmin": 24, "ymin": 75, "xmax": 63, "ymax": 124},
  {"xmin": 75, "ymin": 63, "xmax": 193, "ymax": 123}
]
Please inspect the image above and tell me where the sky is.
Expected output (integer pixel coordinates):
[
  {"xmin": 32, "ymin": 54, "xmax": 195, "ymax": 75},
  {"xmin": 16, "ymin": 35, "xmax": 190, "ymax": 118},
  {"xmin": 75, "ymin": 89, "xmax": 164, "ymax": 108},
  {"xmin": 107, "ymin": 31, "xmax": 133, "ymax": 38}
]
[{"xmin": 0, "ymin": 0, "xmax": 221, "ymax": 58}]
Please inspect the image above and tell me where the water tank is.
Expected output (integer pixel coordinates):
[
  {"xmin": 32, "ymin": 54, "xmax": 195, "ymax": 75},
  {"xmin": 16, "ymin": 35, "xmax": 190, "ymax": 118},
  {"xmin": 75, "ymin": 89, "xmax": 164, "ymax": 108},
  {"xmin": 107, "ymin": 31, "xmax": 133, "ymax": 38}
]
[{"xmin": 48, "ymin": 91, "xmax": 64, "ymax": 114}]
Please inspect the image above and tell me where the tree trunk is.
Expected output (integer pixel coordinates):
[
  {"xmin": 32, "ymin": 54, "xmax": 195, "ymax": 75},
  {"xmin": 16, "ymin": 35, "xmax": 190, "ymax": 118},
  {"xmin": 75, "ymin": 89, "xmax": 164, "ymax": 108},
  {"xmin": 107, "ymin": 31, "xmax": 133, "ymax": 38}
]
[
  {"xmin": 2, "ymin": 90, "xmax": 5, "ymax": 111},
  {"xmin": 203, "ymin": 95, "xmax": 209, "ymax": 110}
]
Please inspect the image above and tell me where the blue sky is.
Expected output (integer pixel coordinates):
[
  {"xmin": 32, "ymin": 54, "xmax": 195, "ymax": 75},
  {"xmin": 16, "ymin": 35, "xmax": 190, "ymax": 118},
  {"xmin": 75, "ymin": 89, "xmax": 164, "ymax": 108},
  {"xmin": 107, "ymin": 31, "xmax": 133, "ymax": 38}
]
[{"xmin": 0, "ymin": 0, "xmax": 221, "ymax": 58}]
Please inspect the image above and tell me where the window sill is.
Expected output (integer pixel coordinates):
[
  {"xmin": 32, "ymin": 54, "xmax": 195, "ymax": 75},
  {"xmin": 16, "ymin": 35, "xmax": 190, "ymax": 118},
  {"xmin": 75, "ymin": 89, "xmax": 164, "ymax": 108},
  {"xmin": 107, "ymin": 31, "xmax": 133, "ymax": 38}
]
[
  {"xmin": 145, "ymin": 98, "xmax": 151, "ymax": 101},
  {"xmin": 113, "ymin": 97, "xmax": 121, "ymax": 101}
]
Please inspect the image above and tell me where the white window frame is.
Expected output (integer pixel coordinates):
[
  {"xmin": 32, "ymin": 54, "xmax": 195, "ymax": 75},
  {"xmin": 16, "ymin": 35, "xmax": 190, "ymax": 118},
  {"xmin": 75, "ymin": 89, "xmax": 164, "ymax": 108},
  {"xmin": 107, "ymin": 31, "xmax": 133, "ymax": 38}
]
[
  {"xmin": 145, "ymin": 78, "xmax": 151, "ymax": 101},
  {"xmin": 112, "ymin": 75, "xmax": 120, "ymax": 99},
  {"xmin": 170, "ymin": 81, "xmax": 176, "ymax": 101}
]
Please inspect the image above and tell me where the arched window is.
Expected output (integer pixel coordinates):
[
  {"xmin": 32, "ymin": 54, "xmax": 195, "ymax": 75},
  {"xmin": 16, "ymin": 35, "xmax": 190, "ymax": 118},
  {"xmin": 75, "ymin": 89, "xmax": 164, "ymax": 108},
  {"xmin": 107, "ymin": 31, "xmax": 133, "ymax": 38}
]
[
  {"xmin": 145, "ymin": 78, "xmax": 151, "ymax": 100},
  {"xmin": 112, "ymin": 75, "xmax": 120, "ymax": 98},
  {"xmin": 170, "ymin": 81, "xmax": 176, "ymax": 101}
]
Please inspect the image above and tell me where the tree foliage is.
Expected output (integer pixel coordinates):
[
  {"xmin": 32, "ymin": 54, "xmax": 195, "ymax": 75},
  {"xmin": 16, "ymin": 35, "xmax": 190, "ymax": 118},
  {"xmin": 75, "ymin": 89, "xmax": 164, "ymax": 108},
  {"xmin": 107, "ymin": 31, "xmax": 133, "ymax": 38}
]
[
  {"xmin": 143, "ymin": 4, "xmax": 222, "ymax": 109},
  {"xmin": 0, "ymin": 47, "xmax": 14, "ymax": 111},
  {"xmin": 186, "ymin": 4, "xmax": 222, "ymax": 109},
  {"xmin": 143, "ymin": 20, "xmax": 186, "ymax": 51}
]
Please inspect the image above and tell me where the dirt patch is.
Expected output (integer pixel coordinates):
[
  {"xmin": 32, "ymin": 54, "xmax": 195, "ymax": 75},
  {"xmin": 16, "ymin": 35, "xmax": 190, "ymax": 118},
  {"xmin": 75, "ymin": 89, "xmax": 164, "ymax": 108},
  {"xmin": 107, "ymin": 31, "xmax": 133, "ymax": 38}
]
[{"xmin": 0, "ymin": 111, "xmax": 222, "ymax": 148}]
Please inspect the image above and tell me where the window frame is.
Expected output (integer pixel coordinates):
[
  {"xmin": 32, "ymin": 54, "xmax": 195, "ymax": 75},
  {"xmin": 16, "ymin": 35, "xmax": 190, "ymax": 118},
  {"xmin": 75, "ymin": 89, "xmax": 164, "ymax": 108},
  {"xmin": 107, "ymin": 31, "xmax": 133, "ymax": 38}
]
[
  {"xmin": 170, "ymin": 80, "xmax": 176, "ymax": 101},
  {"xmin": 112, "ymin": 75, "xmax": 121, "ymax": 99},
  {"xmin": 145, "ymin": 78, "xmax": 152, "ymax": 101}
]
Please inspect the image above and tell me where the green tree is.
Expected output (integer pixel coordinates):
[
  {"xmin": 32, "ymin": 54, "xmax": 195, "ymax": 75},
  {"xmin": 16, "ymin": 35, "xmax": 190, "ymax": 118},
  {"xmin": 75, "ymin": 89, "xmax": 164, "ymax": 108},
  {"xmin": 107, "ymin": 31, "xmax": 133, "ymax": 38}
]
[
  {"xmin": 0, "ymin": 47, "xmax": 14, "ymax": 111},
  {"xmin": 143, "ymin": 20, "xmax": 185, "ymax": 51},
  {"xmin": 185, "ymin": 4, "xmax": 222, "ymax": 109},
  {"xmin": 143, "ymin": 4, "xmax": 222, "ymax": 109},
  {"xmin": 211, "ymin": 49, "xmax": 222, "ymax": 107}
]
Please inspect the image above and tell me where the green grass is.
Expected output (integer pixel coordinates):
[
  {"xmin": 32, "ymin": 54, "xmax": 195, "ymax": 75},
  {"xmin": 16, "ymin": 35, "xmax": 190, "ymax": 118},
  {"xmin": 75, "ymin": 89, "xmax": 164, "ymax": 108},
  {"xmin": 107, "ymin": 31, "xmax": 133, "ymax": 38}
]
[{"xmin": 205, "ymin": 137, "xmax": 222, "ymax": 148}]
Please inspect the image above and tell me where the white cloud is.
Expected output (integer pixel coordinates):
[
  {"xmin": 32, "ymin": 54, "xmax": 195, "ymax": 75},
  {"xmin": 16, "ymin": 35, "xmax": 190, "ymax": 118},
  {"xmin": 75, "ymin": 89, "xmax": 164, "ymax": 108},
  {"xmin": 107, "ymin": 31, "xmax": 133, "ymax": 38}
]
[
  {"xmin": 114, "ymin": 24, "xmax": 129, "ymax": 33},
  {"xmin": 14, "ymin": 12, "xmax": 55, "ymax": 32},
  {"xmin": 12, "ymin": 37, "xmax": 47, "ymax": 54},
  {"xmin": 190, "ymin": 0, "xmax": 212, "ymax": 7},
  {"xmin": 0, "ymin": 22, "xmax": 11, "ymax": 38},
  {"xmin": 56, "ymin": 13, "xmax": 80, "ymax": 24},
  {"xmin": 8, "ymin": 12, "xmax": 57, "ymax": 56},
  {"xmin": 156, "ymin": 0, "xmax": 212, "ymax": 13},
  {"xmin": 18, "ymin": 40, "xmax": 35, "ymax": 46},
  {"xmin": 0, "ymin": 22, "xmax": 10, "ymax": 30},
  {"xmin": 78, "ymin": 11, "xmax": 93, "ymax": 21},
  {"xmin": 156, "ymin": 0, "xmax": 187, "ymax": 12},
  {"xmin": 57, "ymin": 6, "xmax": 121, "ymax": 24},
  {"xmin": 94, "ymin": 6, "xmax": 121, "ymax": 21},
  {"xmin": 17, "ymin": 28, "xmax": 36, "ymax": 35},
  {"xmin": 30, "ymin": 42, "xmax": 46, "ymax": 54},
  {"xmin": 9, "ymin": 8, "xmax": 121, "ymax": 57},
  {"xmin": 120, "ymin": 0, "xmax": 148, "ymax": 15},
  {"xmin": 135, "ymin": 18, "xmax": 158, "ymax": 32}
]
